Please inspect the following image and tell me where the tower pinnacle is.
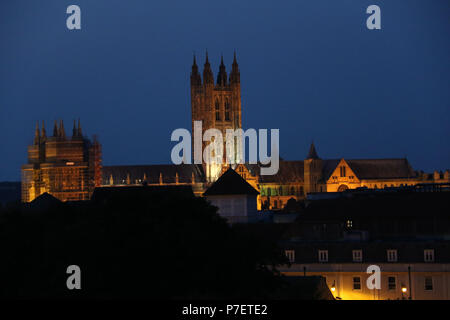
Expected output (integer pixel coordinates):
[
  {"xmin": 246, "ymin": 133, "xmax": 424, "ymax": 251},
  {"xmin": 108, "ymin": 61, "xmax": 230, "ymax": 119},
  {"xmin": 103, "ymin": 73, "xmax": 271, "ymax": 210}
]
[
  {"xmin": 230, "ymin": 51, "xmax": 240, "ymax": 84},
  {"xmin": 191, "ymin": 53, "xmax": 201, "ymax": 86},
  {"xmin": 34, "ymin": 121, "xmax": 40, "ymax": 145},
  {"xmin": 203, "ymin": 50, "xmax": 214, "ymax": 84},
  {"xmin": 307, "ymin": 142, "xmax": 320, "ymax": 160},
  {"xmin": 217, "ymin": 54, "xmax": 227, "ymax": 86}
]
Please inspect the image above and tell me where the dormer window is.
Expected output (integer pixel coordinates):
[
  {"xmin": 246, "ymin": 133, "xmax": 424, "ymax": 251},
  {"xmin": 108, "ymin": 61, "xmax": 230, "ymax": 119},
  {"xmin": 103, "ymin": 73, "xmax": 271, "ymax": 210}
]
[{"xmin": 424, "ymin": 249, "xmax": 435, "ymax": 262}]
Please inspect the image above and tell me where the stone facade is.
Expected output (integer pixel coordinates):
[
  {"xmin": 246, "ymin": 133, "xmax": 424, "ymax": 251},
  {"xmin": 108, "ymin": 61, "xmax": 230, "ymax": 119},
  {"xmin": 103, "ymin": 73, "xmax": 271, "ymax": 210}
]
[
  {"xmin": 190, "ymin": 52, "xmax": 242, "ymax": 182},
  {"xmin": 21, "ymin": 120, "xmax": 102, "ymax": 202},
  {"xmin": 99, "ymin": 55, "xmax": 449, "ymax": 210}
]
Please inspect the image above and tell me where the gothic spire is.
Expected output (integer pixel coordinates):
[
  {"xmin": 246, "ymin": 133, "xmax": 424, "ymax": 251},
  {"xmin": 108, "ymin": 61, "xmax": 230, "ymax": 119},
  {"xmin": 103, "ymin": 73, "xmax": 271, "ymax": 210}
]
[
  {"xmin": 59, "ymin": 120, "xmax": 66, "ymax": 139},
  {"xmin": 78, "ymin": 118, "xmax": 82, "ymax": 137},
  {"xmin": 72, "ymin": 120, "xmax": 77, "ymax": 138},
  {"xmin": 203, "ymin": 50, "xmax": 214, "ymax": 85},
  {"xmin": 307, "ymin": 142, "xmax": 320, "ymax": 160},
  {"xmin": 190, "ymin": 53, "xmax": 201, "ymax": 86},
  {"xmin": 41, "ymin": 120, "xmax": 46, "ymax": 142},
  {"xmin": 217, "ymin": 54, "xmax": 227, "ymax": 86},
  {"xmin": 53, "ymin": 120, "xmax": 58, "ymax": 137},
  {"xmin": 34, "ymin": 121, "xmax": 40, "ymax": 145},
  {"xmin": 230, "ymin": 50, "xmax": 240, "ymax": 84}
]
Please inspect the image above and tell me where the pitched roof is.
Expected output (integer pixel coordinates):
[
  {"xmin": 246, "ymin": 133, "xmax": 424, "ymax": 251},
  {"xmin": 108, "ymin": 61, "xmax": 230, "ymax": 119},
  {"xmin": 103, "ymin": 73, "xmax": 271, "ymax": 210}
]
[
  {"xmin": 346, "ymin": 158, "xmax": 415, "ymax": 179},
  {"xmin": 102, "ymin": 164, "xmax": 206, "ymax": 185},
  {"xmin": 322, "ymin": 159, "xmax": 341, "ymax": 180},
  {"xmin": 203, "ymin": 168, "xmax": 259, "ymax": 196},
  {"xmin": 29, "ymin": 192, "xmax": 62, "ymax": 209},
  {"xmin": 258, "ymin": 160, "xmax": 305, "ymax": 183}
]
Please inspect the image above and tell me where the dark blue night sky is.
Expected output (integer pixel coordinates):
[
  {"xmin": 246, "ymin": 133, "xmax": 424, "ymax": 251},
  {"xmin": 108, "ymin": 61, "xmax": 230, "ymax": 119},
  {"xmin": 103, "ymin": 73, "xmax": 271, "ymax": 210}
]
[{"xmin": 1, "ymin": 0, "xmax": 449, "ymax": 181}]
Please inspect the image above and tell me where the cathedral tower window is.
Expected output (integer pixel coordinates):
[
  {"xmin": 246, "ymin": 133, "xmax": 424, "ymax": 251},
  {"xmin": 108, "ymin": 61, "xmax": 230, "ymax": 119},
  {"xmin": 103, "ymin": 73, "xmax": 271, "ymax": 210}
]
[
  {"xmin": 215, "ymin": 100, "xmax": 221, "ymax": 121},
  {"xmin": 225, "ymin": 99, "xmax": 231, "ymax": 121}
]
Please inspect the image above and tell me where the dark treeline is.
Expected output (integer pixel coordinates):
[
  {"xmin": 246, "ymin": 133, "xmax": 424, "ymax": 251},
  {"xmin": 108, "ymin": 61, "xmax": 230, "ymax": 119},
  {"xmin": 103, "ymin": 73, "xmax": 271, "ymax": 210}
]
[{"xmin": 0, "ymin": 188, "xmax": 295, "ymax": 299}]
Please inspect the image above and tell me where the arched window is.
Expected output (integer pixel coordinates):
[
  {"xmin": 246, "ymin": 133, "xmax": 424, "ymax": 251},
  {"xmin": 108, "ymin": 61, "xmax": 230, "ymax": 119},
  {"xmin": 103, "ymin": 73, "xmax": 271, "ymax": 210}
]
[
  {"xmin": 215, "ymin": 100, "xmax": 221, "ymax": 121},
  {"xmin": 267, "ymin": 188, "xmax": 271, "ymax": 197},
  {"xmin": 290, "ymin": 187, "xmax": 295, "ymax": 195},
  {"xmin": 225, "ymin": 99, "xmax": 231, "ymax": 121},
  {"xmin": 279, "ymin": 186, "xmax": 283, "ymax": 196},
  {"xmin": 299, "ymin": 186, "xmax": 304, "ymax": 196}
]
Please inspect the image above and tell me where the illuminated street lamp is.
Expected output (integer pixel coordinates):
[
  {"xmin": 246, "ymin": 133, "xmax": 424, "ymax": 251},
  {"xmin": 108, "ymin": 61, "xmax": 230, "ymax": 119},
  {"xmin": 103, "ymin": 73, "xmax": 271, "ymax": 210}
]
[
  {"xmin": 331, "ymin": 281, "xmax": 336, "ymax": 292},
  {"xmin": 401, "ymin": 284, "xmax": 407, "ymax": 299}
]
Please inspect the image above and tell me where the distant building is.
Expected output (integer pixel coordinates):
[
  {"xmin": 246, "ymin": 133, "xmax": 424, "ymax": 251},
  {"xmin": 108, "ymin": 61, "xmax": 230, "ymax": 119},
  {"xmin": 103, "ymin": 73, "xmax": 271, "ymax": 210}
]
[
  {"xmin": 231, "ymin": 144, "xmax": 450, "ymax": 210},
  {"xmin": 190, "ymin": 52, "xmax": 242, "ymax": 182},
  {"xmin": 102, "ymin": 56, "xmax": 449, "ymax": 210},
  {"xmin": 21, "ymin": 120, "xmax": 102, "ymax": 202},
  {"xmin": 279, "ymin": 242, "xmax": 450, "ymax": 300},
  {"xmin": 101, "ymin": 164, "xmax": 206, "ymax": 197},
  {"xmin": 278, "ymin": 192, "xmax": 450, "ymax": 300},
  {"xmin": 203, "ymin": 168, "xmax": 259, "ymax": 223},
  {"xmin": 23, "ymin": 55, "xmax": 449, "ymax": 206}
]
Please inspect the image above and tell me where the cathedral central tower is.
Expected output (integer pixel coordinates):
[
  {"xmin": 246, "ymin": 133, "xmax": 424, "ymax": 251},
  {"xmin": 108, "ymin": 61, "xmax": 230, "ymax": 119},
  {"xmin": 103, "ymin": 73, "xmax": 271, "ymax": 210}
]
[{"xmin": 190, "ymin": 52, "xmax": 242, "ymax": 182}]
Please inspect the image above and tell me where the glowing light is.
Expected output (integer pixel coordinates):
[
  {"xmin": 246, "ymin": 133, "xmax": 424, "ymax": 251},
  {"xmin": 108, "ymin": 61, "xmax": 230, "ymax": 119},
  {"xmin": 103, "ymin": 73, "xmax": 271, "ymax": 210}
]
[{"xmin": 331, "ymin": 281, "xmax": 336, "ymax": 292}]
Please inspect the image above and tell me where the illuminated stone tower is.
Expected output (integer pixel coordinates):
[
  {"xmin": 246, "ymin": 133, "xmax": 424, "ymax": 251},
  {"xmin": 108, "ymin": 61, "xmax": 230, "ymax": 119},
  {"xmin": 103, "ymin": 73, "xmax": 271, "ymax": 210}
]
[
  {"xmin": 190, "ymin": 51, "xmax": 242, "ymax": 182},
  {"xmin": 21, "ymin": 120, "xmax": 102, "ymax": 202}
]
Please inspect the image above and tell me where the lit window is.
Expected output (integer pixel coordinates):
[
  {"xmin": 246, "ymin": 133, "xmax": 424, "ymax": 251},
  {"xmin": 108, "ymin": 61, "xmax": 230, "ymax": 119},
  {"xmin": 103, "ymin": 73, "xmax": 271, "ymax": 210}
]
[
  {"xmin": 318, "ymin": 250, "xmax": 328, "ymax": 262},
  {"xmin": 353, "ymin": 277, "xmax": 361, "ymax": 290},
  {"xmin": 424, "ymin": 277, "xmax": 433, "ymax": 291},
  {"xmin": 285, "ymin": 250, "xmax": 295, "ymax": 263},
  {"xmin": 424, "ymin": 249, "xmax": 434, "ymax": 262},
  {"xmin": 387, "ymin": 249, "xmax": 398, "ymax": 262},
  {"xmin": 352, "ymin": 250, "xmax": 362, "ymax": 262},
  {"xmin": 388, "ymin": 276, "xmax": 396, "ymax": 290},
  {"xmin": 346, "ymin": 219, "xmax": 353, "ymax": 228}
]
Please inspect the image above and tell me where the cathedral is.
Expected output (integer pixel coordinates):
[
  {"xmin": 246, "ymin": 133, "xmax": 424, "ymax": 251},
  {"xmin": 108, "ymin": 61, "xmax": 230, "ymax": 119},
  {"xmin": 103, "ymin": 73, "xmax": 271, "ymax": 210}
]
[{"xmin": 22, "ymin": 53, "xmax": 450, "ymax": 207}]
